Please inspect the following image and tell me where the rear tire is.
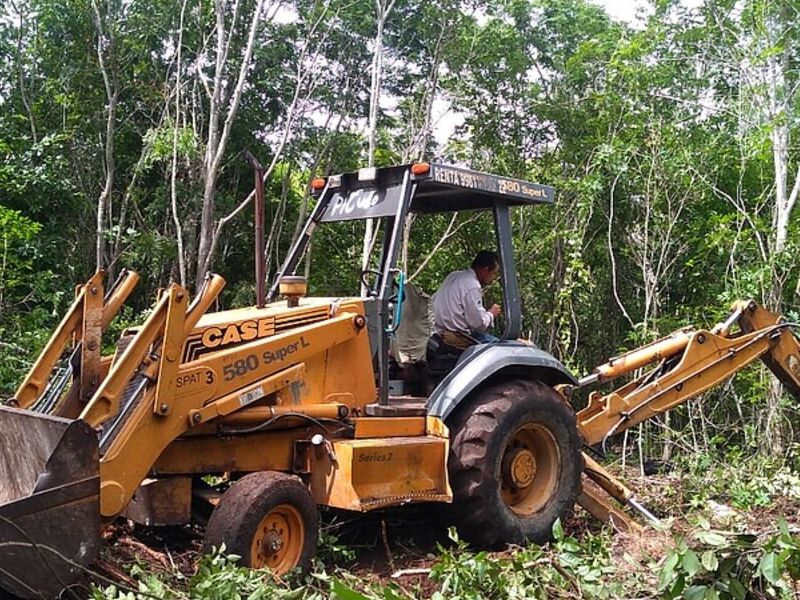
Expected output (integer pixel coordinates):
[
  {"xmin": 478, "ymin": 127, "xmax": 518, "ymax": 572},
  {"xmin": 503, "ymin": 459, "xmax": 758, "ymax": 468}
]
[
  {"xmin": 447, "ymin": 379, "xmax": 582, "ymax": 547},
  {"xmin": 203, "ymin": 471, "xmax": 318, "ymax": 575}
]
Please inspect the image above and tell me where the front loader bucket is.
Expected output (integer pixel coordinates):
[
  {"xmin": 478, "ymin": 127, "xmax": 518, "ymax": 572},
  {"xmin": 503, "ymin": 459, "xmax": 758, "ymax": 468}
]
[{"xmin": 0, "ymin": 405, "xmax": 100, "ymax": 599}]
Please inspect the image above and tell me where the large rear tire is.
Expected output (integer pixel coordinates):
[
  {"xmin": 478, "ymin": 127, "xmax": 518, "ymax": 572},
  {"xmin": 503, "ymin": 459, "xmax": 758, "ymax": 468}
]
[
  {"xmin": 447, "ymin": 379, "xmax": 582, "ymax": 547},
  {"xmin": 203, "ymin": 471, "xmax": 318, "ymax": 575}
]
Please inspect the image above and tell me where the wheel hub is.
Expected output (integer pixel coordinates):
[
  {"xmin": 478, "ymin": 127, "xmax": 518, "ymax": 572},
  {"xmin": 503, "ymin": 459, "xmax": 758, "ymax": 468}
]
[
  {"xmin": 264, "ymin": 530, "xmax": 284, "ymax": 554},
  {"xmin": 251, "ymin": 503, "xmax": 304, "ymax": 573},
  {"xmin": 500, "ymin": 423, "xmax": 561, "ymax": 516},
  {"xmin": 505, "ymin": 447, "xmax": 537, "ymax": 488}
]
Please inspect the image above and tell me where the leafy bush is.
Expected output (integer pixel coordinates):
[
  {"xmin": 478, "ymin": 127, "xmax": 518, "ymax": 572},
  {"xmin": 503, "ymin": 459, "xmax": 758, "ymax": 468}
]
[
  {"xmin": 677, "ymin": 454, "xmax": 797, "ymax": 511},
  {"xmin": 658, "ymin": 519, "xmax": 800, "ymax": 600},
  {"xmin": 90, "ymin": 513, "xmax": 800, "ymax": 600},
  {"xmin": 428, "ymin": 523, "xmax": 621, "ymax": 599},
  {"xmin": 92, "ymin": 523, "xmax": 626, "ymax": 600},
  {"xmin": 92, "ymin": 546, "xmax": 308, "ymax": 600}
]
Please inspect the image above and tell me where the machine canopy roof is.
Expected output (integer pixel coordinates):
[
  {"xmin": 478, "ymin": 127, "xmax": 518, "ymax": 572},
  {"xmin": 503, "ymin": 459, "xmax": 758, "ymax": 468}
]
[{"xmin": 318, "ymin": 163, "xmax": 554, "ymax": 223}]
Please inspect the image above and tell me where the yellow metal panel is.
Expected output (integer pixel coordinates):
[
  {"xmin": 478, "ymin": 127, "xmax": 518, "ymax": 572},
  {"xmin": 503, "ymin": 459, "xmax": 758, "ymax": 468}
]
[
  {"xmin": 123, "ymin": 477, "xmax": 192, "ymax": 526},
  {"xmin": 14, "ymin": 271, "xmax": 104, "ymax": 408},
  {"xmin": 101, "ymin": 270, "xmax": 140, "ymax": 329},
  {"xmin": 289, "ymin": 352, "xmax": 325, "ymax": 406},
  {"xmin": 353, "ymin": 417, "xmax": 426, "ymax": 438},
  {"xmin": 426, "ymin": 416, "xmax": 449, "ymax": 438},
  {"xmin": 80, "ymin": 288, "xmax": 173, "ymax": 428},
  {"xmin": 320, "ymin": 300, "xmax": 376, "ymax": 410},
  {"xmin": 79, "ymin": 275, "xmax": 104, "ymax": 403},
  {"xmin": 215, "ymin": 403, "xmax": 344, "ymax": 425},
  {"xmin": 310, "ymin": 436, "xmax": 452, "ymax": 511},
  {"xmin": 153, "ymin": 287, "xmax": 189, "ymax": 416},
  {"xmin": 182, "ymin": 301, "xmax": 331, "ymax": 362},
  {"xmin": 172, "ymin": 366, "xmax": 219, "ymax": 403},
  {"xmin": 152, "ymin": 431, "xmax": 298, "ymax": 475},
  {"xmin": 188, "ymin": 311, "xmax": 363, "ymax": 400},
  {"xmin": 98, "ymin": 307, "xmax": 369, "ymax": 517},
  {"xmin": 189, "ymin": 364, "xmax": 306, "ymax": 425},
  {"xmin": 577, "ymin": 479, "xmax": 640, "ymax": 533}
]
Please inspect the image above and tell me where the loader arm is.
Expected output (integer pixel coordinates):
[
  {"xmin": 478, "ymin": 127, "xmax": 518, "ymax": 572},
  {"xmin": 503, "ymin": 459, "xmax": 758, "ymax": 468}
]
[
  {"xmin": 58, "ymin": 273, "xmax": 369, "ymax": 519},
  {"xmin": 95, "ymin": 308, "xmax": 366, "ymax": 518},
  {"xmin": 12, "ymin": 269, "xmax": 139, "ymax": 413},
  {"xmin": 0, "ymin": 269, "xmax": 374, "ymax": 599}
]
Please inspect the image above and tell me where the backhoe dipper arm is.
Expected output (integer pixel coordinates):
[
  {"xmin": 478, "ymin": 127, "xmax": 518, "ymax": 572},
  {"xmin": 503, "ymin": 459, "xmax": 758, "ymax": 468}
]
[
  {"xmin": 576, "ymin": 300, "xmax": 800, "ymax": 447},
  {"xmin": 736, "ymin": 301, "xmax": 800, "ymax": 400}
]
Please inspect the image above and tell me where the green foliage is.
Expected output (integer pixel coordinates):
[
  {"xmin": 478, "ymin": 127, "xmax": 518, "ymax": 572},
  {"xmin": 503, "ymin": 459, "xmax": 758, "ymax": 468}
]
[
  {"xmin": 552, "ymin": 519, "xmax": 621, "ymax": 598},
  {"xmin": 428, "ymin": 524, "xmax": 621, "ymax": 599},
  {"xmin": 92, "ymin": 546, "xmax": 309, "ymax": 600},
  {"xmin": 317, "ymin": 527, "xmax": 358, "ymax": 566},
  {"xmin": 143, "ymin": 124, "xmax": 201, "ymax": 166},
  {"xmin": 673, "ymin": 454, "xmax": 800, "ymax": 512},
  {"xmin": 189, "ymin": 550, "xmax": 290, "ymax": 600},
  {"xmin": 658, "ymin": 520, "xmax": 800, "ymax": 600},
  {"xmin": 88, "ymin": 509, "xmax": 800, "ymax": 600},
  {"xmin": 0, "ymin": 205, "xmax": 41, "ymax": 311}
]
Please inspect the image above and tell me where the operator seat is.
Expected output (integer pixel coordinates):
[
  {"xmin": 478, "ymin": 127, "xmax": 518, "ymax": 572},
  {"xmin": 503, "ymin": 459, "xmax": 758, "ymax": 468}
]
[
  {"xmin": 426, "ymin": 332, "xmax": 469, "ymax": 385},
  {"xmin": 388, "ymin": 283, "xmax": 480, "ymax": 393}
]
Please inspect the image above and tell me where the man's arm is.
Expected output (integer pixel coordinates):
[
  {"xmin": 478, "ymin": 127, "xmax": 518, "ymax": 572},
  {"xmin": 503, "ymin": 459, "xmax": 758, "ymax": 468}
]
[{"xmin": 464, "ymin": 287, "xmax": 494, "ymax": 333}]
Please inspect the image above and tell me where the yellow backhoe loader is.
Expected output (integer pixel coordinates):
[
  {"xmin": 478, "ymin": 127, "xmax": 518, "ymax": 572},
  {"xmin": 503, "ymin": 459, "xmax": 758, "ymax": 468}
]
[{"xmin": 2, "ymin": 162, "xmax": 800, "ymax": 599}]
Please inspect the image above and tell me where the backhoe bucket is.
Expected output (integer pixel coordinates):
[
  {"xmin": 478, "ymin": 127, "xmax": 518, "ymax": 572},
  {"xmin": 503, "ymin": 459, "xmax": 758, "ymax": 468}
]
[{"xmin": 0, "ymin": 405, "xmax": 100, "ymax": 599}]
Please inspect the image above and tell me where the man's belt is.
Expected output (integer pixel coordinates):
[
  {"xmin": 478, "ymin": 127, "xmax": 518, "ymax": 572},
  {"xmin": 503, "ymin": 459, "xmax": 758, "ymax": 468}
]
[{"xmin": 440, "ymin": 330, "xmax": 478, "ymax": 350}]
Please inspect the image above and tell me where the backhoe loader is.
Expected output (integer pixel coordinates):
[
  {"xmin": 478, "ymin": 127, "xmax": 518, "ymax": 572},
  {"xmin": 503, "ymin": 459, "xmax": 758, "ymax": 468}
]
[{"xmin": 2, "ymin": 162, "xmax": 800, "ymax": 599}]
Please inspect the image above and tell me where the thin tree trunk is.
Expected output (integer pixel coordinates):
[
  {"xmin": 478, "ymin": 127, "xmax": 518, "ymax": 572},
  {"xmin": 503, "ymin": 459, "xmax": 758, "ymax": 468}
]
[
  {"xmin": 361, "ymin": 0, "xmax": 396, "ymax": 292},
  {"xmin": 194, "ymin": 0, "xmax": 231, "ymax": 287},
  {"xmin": 13, "ymin": 3, "xmax": 37, "ymax": 144},
  {"xmin": 761, "ymin": 22, "xmax": 798, "ymax": 454},
  {"xmin": 90, "ymin": 0, "xmax": 118, "ymax": 272},
  {"xmin": 196, "ymin": 1, "xmax": 331, "ymax": 286},
  {"xmin": 171, "ymin": 0, "xmax": 190, "ymax": 286}
]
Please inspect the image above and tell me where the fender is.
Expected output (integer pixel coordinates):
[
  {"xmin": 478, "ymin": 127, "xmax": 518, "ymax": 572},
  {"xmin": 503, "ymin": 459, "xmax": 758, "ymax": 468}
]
[{"xmin": 425, "ymin": 342, "xmax": 577, "ymax": 421}]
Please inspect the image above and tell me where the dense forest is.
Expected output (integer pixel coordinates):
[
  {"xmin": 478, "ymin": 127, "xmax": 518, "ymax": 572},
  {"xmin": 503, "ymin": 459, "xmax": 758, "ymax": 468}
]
[{"xmin": 3, "ymin": 0, "xmax": 800, "ymax": 597}]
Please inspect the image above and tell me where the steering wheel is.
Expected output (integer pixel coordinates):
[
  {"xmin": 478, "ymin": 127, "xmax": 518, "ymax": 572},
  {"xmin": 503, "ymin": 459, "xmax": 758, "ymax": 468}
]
[
  {"xmin": 360, "ymin": 269, "xmax": 403, "ymax": 300},
  {"xmin": 360, "ymin": 269, "xmax": 383, "ymax": 297}
]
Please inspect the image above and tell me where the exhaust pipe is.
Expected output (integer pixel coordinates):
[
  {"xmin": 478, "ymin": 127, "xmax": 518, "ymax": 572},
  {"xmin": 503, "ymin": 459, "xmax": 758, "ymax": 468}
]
[{"xmin": 244, "ymin": 150, "xmax": 266, "ymax": 309}]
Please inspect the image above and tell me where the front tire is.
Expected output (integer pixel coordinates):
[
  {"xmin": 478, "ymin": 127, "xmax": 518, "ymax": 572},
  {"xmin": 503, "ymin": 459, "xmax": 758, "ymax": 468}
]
[
  {"xmin": 447, "ymin": 379, "xmax": 582, "ymax": 547},
  {"xmin": 203, "ymin": 471, "xmax": 319, "ymax": 575}
]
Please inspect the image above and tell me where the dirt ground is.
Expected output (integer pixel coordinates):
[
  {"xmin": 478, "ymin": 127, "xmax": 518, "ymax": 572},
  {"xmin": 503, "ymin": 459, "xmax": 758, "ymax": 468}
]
[
  {"xmin": 88, "ymin": 471, "xmax": 800, "ymax": 596},
  {"xmin": 93, "ymin": 503, "xmax": 459, "ymax": 592}
]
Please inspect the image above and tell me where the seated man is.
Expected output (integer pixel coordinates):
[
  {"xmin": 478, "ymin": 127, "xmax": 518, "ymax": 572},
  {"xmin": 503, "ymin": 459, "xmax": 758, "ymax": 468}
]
[{"xmin": 432, "ymin": 250, "xmax": 502, "ymax": 348}]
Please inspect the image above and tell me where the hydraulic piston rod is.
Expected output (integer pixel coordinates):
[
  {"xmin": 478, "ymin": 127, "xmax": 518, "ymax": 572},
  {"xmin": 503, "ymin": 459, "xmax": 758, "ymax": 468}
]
[{"xmin": 581, "ymin": 329, "xmax": 693, "ymax": 386}]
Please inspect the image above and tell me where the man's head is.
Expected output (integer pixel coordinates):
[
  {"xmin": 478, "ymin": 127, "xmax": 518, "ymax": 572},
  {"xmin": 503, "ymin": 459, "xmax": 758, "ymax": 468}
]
[{"xmin": 471, "ymin": 250, "xmax": 500, "ymax": 286}]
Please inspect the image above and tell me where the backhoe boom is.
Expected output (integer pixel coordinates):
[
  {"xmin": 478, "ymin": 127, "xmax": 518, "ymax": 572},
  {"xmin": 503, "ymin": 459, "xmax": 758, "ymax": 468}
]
[
  {"xmin": 577, "ymin": 300, "xmax": 800, "ymax": 447},
  {"xmin": 570, "ymin": 301, "xmax": 800, "ymax": 531}
]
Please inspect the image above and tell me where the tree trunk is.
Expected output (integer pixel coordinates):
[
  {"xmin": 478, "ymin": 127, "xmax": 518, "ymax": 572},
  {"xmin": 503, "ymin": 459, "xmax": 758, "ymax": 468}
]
[
  {"xmin": 91, "ymin": 0, "xmax": 117, "ymax": 272},
  {"xmin": 361, "ymin": 0, "xmax": 396, "ymax": 291},
  {"xmin": 194, "ymin": 0, "xmax": 266, "ymax": 288},
  {"xmin": 171, "ymin": 0, "xmax": 190, "ymax": 286},
  {"xmin": 761, "ymin": 27, "xmax": 797, "ymax": 454}
]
